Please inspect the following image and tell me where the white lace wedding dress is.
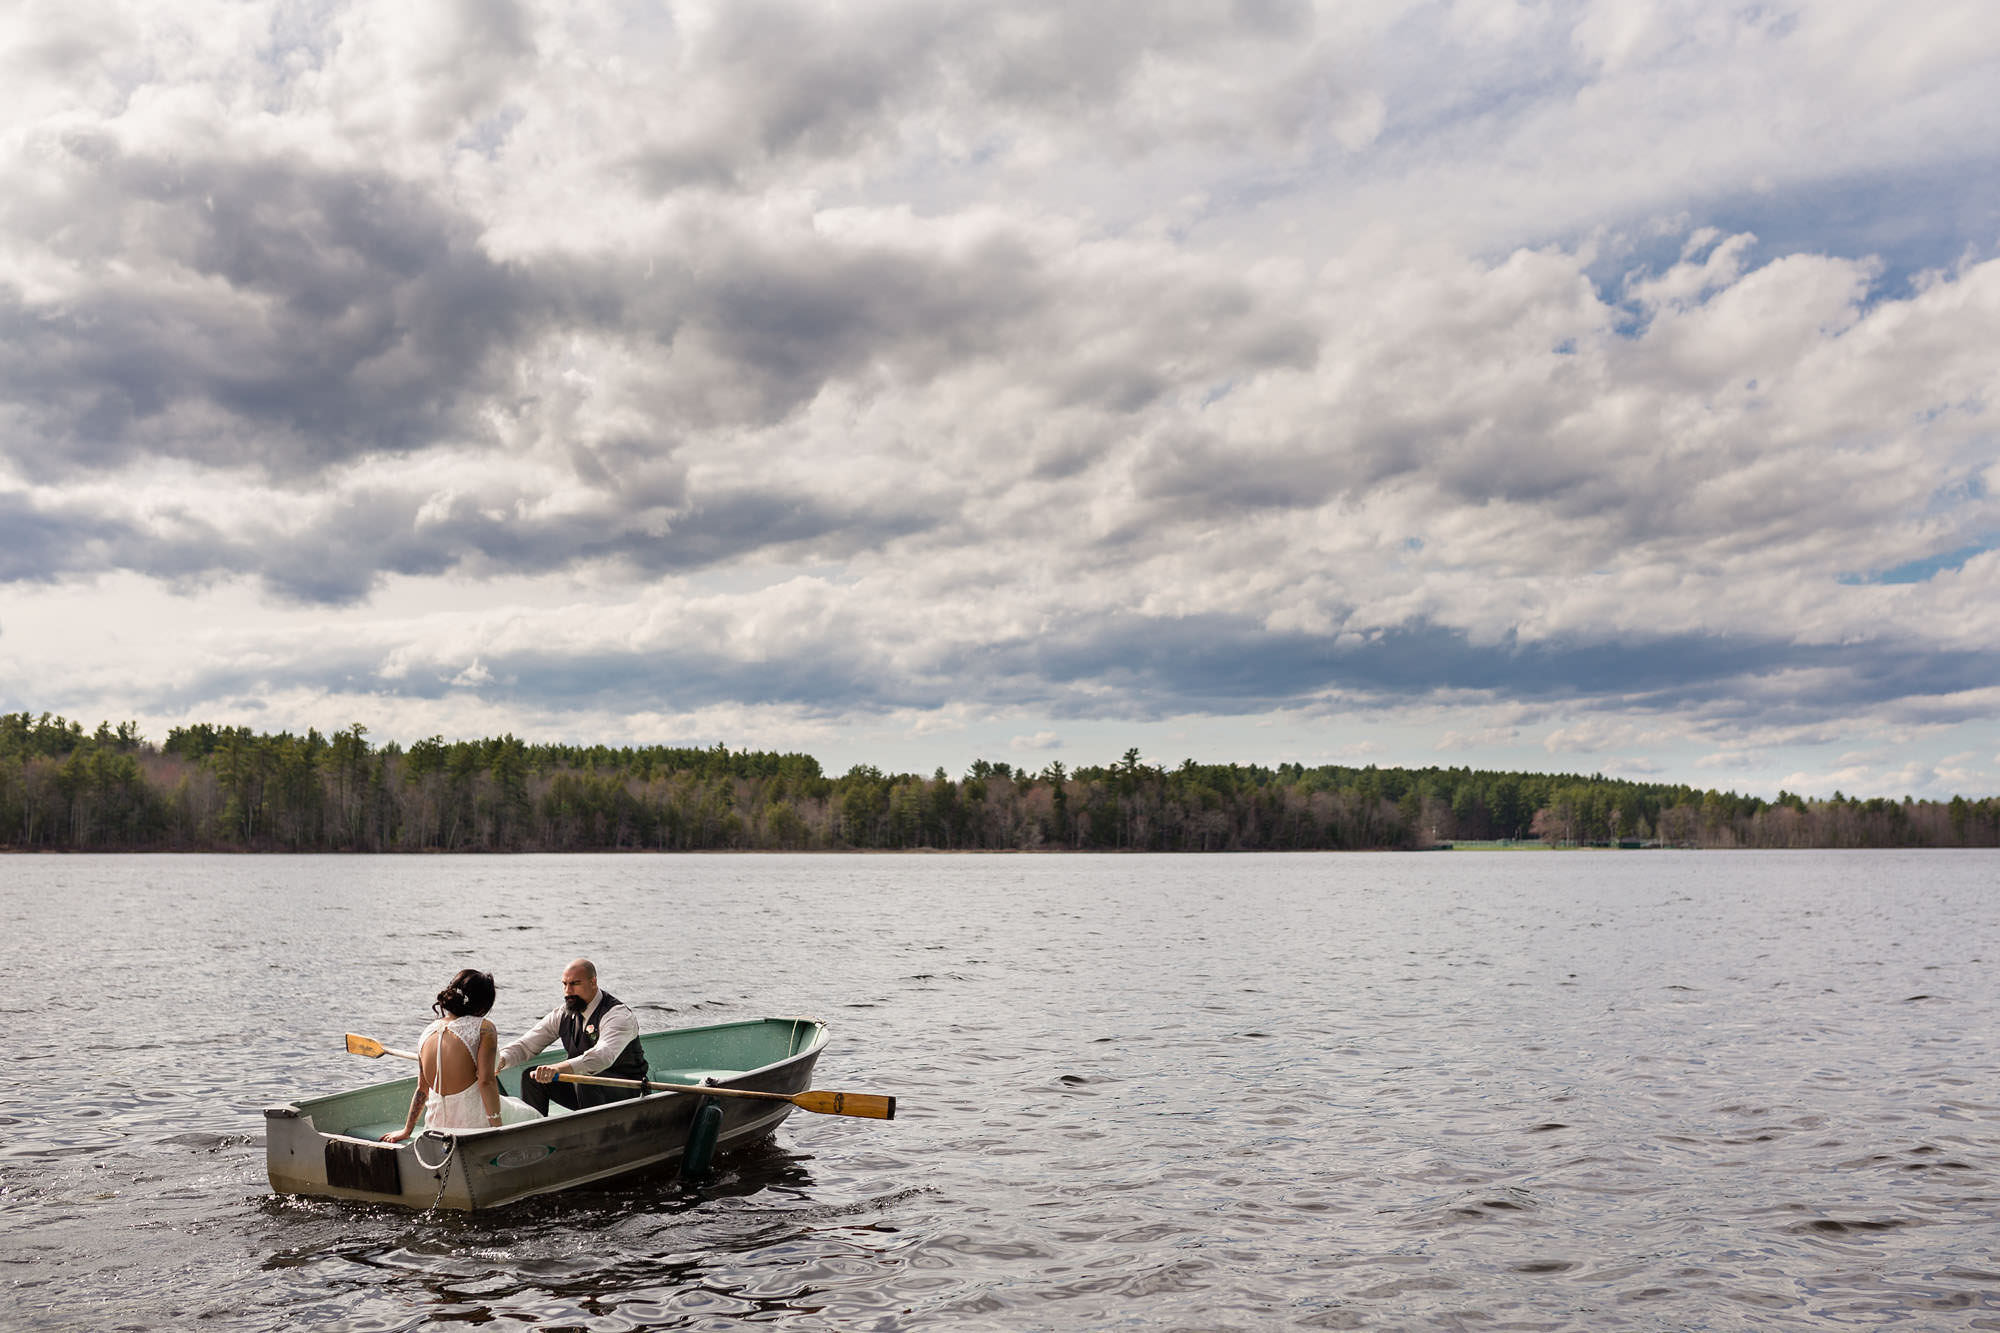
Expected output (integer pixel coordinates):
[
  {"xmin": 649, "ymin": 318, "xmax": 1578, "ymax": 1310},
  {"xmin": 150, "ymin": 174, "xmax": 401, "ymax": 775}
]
[{"xmin": 422, "ymin": 1015, "xmax": 537, "ymax": 1131}]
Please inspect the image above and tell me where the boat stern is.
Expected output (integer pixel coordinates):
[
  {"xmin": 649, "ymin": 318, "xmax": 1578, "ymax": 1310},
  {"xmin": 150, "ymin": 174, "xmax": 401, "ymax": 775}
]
[{"xmin": 265, "ymin": 1102, "xmax": 477, "ymax": 1209}]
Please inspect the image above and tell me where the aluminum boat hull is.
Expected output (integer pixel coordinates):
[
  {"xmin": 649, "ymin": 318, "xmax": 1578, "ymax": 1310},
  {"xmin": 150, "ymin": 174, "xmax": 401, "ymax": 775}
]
[{"xmin": 266, "ymin": 1016, "xmax": 827, "ymax": 1210}]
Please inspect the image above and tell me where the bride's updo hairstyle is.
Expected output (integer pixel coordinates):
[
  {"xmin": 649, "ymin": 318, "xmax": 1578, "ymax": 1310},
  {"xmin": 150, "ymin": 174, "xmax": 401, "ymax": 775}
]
[{"xmin": 435, "ymin": 969, "xmax": 496, "ymax": 1018}]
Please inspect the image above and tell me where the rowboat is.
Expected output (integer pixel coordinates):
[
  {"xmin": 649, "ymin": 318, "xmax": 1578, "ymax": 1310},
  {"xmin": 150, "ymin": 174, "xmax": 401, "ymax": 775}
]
[{"xmin": 266, "ymin": 1016, "xmax": 829, "ymax": 1210}]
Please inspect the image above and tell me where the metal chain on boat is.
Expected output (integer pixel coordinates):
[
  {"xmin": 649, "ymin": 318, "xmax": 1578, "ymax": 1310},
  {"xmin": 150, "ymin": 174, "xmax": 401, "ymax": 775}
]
[{"xmin": 413, "ymin": 1132, "xmax": 456, "ymax": 1211}]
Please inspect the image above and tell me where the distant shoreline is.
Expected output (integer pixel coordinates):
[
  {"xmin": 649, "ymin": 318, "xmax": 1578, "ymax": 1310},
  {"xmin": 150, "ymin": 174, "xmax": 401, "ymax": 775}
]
[{"xmin": 6, "ymin": 713, "xmax": 1995, "ymax": 853}]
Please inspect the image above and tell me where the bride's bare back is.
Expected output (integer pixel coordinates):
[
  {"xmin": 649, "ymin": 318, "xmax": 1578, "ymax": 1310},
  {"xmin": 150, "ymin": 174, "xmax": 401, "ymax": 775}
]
[{"xmin": 422, "ymin": 1016, "xmax": 496, "ymax": 1097}]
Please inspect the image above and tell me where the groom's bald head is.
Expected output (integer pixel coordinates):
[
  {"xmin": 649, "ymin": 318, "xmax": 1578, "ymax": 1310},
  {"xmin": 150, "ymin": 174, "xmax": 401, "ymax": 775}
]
[{"xmin": 562, "ymin": 958, "xmax": 600, "ymax": 1008}]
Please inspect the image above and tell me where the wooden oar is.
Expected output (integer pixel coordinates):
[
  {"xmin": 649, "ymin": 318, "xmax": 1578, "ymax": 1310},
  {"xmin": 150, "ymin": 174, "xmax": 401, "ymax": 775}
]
[
  {"xmin": 343, "ymin": 1033, "xmax": 896, "ymax": 1120},
  {"xmin": 557, "ymin": 1071, "xmax": 896, "ymax": 1120}
]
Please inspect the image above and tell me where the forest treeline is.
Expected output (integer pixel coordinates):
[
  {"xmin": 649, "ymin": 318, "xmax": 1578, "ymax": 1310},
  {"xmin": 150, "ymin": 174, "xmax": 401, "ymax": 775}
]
[{"xmin": 3, "ymin": 711, "xmax": 1998, "ymax": 853}]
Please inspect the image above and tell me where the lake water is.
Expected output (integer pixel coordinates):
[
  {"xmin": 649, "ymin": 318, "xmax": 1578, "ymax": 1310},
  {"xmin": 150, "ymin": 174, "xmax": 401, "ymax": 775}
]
[{"xmin": 3, "ymin": 850, "xmax": 1998, "ymax": 1330}]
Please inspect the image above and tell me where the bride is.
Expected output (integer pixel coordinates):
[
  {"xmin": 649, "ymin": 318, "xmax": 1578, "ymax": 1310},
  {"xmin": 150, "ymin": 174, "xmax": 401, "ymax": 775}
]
[{"xmin": 381, "ymin": 969, "xmax": 536, "ymax": 1140}]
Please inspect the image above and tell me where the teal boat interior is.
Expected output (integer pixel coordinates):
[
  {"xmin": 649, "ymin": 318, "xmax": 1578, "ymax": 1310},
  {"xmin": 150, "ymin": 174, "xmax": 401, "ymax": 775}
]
[{"xmin": 307, "ymin": 1017, "xmax": 827, "ymax": 1141}]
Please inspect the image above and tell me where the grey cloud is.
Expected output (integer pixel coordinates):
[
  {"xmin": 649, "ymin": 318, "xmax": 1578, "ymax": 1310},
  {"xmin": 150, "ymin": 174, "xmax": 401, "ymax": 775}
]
[
  {"xmin": 620, "ymin": 490, "xmax": 941, "ymax": 573},
  {"xmin": 131, "ymin": 606, "xmax": 1999, "ymax": 741},
  {"xmin": 953, "ymin": 0, "xmax": 1327, "ymax": 148},
  {"xmin": 1, "ymin": 133, "xmax": 1078, "ymax": 481},
  {"xmin": 1135, "ymin": 429, "xmax": 1344, "ymax": 513},
  {"xmin": 628, "ymin": 3, "xmax": 955, "ymax": 190},
  {"xmin": 626, "ymin": 0, "xmax": 1338, "ymax": 192},
  {"xmin": 404, "ymin": 0, "xmax": 537, "ymax": 141},
  {"xmin": 251, "ymin": 484, "xmax": 943, "ymax": 605},
  {"xmin": 152, "ymin": 636, "xmax": 913, "ymax": 719},
  {"xmin": 1046, "ymin": 274, "xmax": 1317, "ymax": 417},
  {"xmin": 0, "ymin": 492, "xmax": 127, "ymax": 582},
  {"xmin": 627, "ymin": 217, "xmax": 1316, "ymax": 433},
  {"xmin": 959, "ymin": 613, "xmax": 2000, "ymax": 723},
  {"xmin": 0, "ymin": 491, "xmax": 235, "ymax": 587},
  {"xmin": 0, "ymin": 471, "xmax": 943, "ymax": 605},
  {"xmin": 495, "ymin": 645, "xmax": 921, "ymax": 713},
  {"xmin": 661, "ymin": 229, "xmax": 1051, "ymax": 425},
  {"xmin": 1, "ymin": 139, "xmax": 540, "ymax": 480},
  {"xmin": 2, "ymin": 117, "xmax": 1325, "ymax": 609},
  {"xmin": 1052, "ymin": 364, "xmax": 1170, "ymax": 415}
]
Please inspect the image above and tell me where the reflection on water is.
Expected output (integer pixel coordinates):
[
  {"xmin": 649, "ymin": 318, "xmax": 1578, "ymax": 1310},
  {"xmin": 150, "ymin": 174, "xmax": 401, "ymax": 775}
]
[{"xmin": 3, "ymin": 850, "xmax": 1999, "ymax": 1329}]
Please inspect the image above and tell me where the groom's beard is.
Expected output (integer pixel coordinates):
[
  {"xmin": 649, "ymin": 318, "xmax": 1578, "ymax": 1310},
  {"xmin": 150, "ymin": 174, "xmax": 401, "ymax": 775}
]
[{"xmin": 564, "ymin": 995, "xmax": 587, "ymax": 1015}]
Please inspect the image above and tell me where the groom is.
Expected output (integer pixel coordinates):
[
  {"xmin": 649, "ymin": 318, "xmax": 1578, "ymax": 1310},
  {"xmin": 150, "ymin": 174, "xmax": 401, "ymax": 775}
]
[{"xmin": 498, "ymin": 957, "xmax": 652, "ymax": 1115}]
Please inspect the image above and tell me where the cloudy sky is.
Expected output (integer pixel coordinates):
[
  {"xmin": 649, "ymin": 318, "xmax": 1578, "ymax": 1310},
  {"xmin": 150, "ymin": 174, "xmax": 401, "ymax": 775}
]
[{"xmin": 2, "ymin": 0, "xmax": 1997, "ymax": 796}]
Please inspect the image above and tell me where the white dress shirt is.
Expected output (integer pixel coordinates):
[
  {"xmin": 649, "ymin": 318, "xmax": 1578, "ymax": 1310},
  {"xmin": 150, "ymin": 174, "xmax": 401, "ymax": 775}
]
[{"xmin": 496, "ymin": 992, "xmax": 640, "ymax": 1076}]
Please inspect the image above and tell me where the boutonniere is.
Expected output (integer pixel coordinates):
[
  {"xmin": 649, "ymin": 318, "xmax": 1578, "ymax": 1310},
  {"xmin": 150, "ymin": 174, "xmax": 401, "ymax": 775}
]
[{"xmin": 585, "ymin": 1024, "xmax": 597, "ymax": 1036}]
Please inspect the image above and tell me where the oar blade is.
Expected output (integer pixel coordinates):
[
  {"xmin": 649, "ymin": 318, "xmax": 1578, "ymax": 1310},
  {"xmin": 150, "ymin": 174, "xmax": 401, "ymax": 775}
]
[
  {"xmin": 795, "ymin": 1090, "xmax": 896, "ymax": 1120},
  {"xmin": 345, "ymin": 1033, "xmax": 387, "ymax": 1058}
]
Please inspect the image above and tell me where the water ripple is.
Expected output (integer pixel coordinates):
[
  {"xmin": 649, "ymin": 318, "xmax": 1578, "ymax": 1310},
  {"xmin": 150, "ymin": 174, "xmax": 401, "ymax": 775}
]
[{"xmin": 4, "ymin": 850, "xmax": 2000, "ymax": 1329}]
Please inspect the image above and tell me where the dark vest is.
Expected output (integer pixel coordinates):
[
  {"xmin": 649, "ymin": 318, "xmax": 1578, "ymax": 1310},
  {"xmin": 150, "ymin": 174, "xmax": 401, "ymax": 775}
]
[{"xmin": 561, "ymin": 990, "xmax": 648, "ymax": 1082}]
